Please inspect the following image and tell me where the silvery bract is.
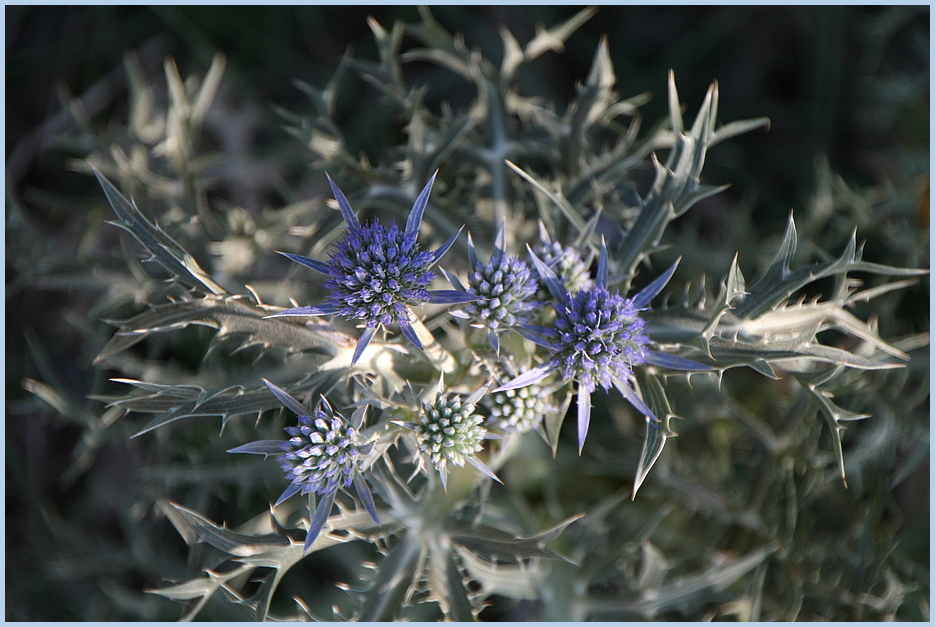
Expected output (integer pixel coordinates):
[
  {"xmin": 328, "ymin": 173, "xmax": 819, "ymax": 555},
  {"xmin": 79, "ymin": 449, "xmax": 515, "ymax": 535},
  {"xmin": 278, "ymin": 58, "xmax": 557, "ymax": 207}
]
[{"xmin": 65, "ymin": 8, "xmax": 925, "ymax": 621}]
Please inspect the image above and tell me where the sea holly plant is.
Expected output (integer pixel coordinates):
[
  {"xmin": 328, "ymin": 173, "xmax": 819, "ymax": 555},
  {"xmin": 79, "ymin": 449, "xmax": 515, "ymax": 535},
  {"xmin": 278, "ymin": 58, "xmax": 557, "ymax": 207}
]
[
  {"xmin": 228, "ymin": 379, "xmax": 379, "ymax": 553},
  {"xmin": 266, "ymin": 173, "xmax": 475, "ymax": 366},
  {"xmin": 49, "ymin": 8, "xmax": 926, "ymax": 622},
  {"xmin": 444, "ymin": 222, "xmax": 540, "ymax": 353},
  {"xmin": 496, "ymin": 241, "xmax": 712, "ymax": 453},
  {"xmin": 398, "ymin": 381, "xmax": 500, "ymax": 491},
  {"xmin": 531, "ymin": 223, "xmax": 595, "ymax": 296}
]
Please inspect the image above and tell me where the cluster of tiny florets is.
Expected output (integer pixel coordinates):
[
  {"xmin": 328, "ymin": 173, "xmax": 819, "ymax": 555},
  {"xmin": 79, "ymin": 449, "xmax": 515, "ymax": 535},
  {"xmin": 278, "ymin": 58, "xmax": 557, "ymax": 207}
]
[
  {"xmin": 487, "ymin": 384, "xmax": 546, "ymax": 434},
  {"xmin": 545, "ymin": 286, "xmax": 649, "ymax": 392},
  {"xmin": 464, "ymin": 254, "xmax": 537, "ymax": 329},
  {"xmin": 414, "ymin": 393, "xmax": 486, "ymax": 469},
  {"xmin": 280, "ymin": 409, "xmax": 362, "ymax": 496},
  {"xmin": 533, "ymin": 242, "xmax": 594, "ymax": 295},
  {"xmin": 326, "ymin": 220, "xmax": 434, "ymax": 327}
]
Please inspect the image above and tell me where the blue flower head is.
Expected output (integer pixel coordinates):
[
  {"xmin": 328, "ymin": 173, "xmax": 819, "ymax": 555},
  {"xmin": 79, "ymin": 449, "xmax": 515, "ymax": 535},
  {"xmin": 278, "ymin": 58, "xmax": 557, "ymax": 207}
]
[
  {"xmin": 548, "ymin": 285, "xmax": 649, "ymax": 391},
  {"xmin": 444, "ymin": 222, "xmax": 538, "ymax": 353},
  {"xmin": 494, "ymin": 242, "xmax": 710, "ymax": 453},
  {"xmin": 228, "ymin": 380, "xmax": 379, "ymax": 553},
  {"xmin": 267, "ymin": 174, "xmax": 475, "ymax": 365},
  {"xmin": 532, "ymin": 224, "xmax": 594, "ymax": 296}
]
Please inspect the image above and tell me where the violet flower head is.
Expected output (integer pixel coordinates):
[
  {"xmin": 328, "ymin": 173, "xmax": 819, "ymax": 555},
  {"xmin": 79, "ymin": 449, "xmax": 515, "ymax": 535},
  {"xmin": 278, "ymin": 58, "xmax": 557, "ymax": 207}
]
[
  {"xmin": 445, "ymin": 223, "xmax": 538, "ymax": 353},
  {"xmin": 228, "ymin": 380, "xmax": 379, "ymax": 553},
  {"xmin": 267, "ymin": 174, "xmax": 475, "ymax": 365},
  {"xmin": 547, "ymin": 285, "xmax": 650, "ymax": 391},
  {"xmin": 532, "ymin": 240, "xmax": 593, "ymax": 296},
  {"xmin": 494, "ymin": 241, "xmax": 710, "ymax": 453}
]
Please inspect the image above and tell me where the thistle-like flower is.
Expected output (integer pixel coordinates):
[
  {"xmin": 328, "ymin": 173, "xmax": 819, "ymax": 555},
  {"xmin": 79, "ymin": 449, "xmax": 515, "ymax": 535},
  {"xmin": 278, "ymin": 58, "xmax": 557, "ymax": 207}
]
[
  {"xmin": 445, "ymin": 223, "xmax": 538, "ymax": 353},
  {"xmin": 495, "ymin": 242, "xmax": 710, "ymax": 452},
  {"xmin": 228, "ymin": 380, "xmax": 379, "ymax": 552},
  {"xmin": 267, "ymin": 174, "xmax": 475, "ymax": 365},
  {"xmin": 532, "ymin": 241, "xmax": 594, "ymax": 297},
  {"xmin": 401, "ymin": 384, "xmax": 500, "ymax": 490},
  {"xmin": 532, "ymin": 223, "xmax": 594, "ymax": 297},
  {"xmin": 486, "ymin": 383, "xmax": 548, "ymax": 434}
]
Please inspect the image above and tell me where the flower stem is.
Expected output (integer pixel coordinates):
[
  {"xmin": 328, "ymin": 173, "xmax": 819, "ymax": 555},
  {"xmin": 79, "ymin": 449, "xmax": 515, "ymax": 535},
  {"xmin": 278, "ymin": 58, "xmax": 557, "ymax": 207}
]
[{"xmin": 407, "ymin": 309, "xmax": 456, "ymax": 373}]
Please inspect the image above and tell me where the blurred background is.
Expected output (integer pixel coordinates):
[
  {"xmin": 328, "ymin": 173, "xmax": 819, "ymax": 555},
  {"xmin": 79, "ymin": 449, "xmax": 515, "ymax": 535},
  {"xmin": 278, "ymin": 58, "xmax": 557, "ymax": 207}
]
[{"xmin": 6, "ymin": 5, "xmax": 929, "ymax": 620}]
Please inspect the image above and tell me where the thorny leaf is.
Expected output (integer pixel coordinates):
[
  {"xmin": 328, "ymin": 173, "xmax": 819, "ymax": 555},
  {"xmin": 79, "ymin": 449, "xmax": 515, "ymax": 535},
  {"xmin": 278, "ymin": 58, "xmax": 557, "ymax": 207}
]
[
  {"xmin": 97, "ymin": 369, "xmax": 348, "ymax": 437},
  {"xmin": 632, "ymin": 371, "xmax": 679, "ymax": 498},
  {"xmin": 95, "ymin": 294, "xmax": 345, "ymax": 364},
  {"xmin": 94, "ymin": 168, "xmax": 226, "ymax": 295}
]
